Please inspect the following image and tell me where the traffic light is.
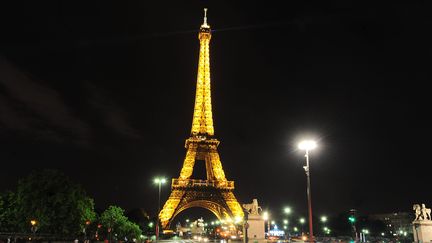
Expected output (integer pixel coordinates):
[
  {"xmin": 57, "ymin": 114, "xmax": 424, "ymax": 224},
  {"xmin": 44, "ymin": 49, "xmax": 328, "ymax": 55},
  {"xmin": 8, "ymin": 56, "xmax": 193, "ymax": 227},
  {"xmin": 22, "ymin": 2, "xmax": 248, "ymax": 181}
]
[{"xmin": 348, "ymin": 209, "xmax": 357, "ymax": 224}]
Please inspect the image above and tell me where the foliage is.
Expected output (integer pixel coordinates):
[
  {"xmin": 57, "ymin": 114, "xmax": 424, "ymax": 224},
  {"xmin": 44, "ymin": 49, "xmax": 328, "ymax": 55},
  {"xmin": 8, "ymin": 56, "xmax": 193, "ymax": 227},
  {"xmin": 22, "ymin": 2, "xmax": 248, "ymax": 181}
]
[
  {"xmin": 100, "ymin": 205, "xmax": 142, "ymax": 240},
  {"xmin": 13, "ymin": 169, "xmax": 96, "ymax": 235},
  {"xmin": 0, "ymin": 191, "xmax": 19, "ymax": 231}
]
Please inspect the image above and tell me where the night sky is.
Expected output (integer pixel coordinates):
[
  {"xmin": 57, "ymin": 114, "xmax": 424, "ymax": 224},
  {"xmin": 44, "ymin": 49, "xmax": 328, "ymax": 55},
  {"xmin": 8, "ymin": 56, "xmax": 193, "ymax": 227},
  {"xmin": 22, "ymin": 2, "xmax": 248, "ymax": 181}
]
[{"xmin": 1, "ymin": 1, "xmax": 432, "ymax": 221}]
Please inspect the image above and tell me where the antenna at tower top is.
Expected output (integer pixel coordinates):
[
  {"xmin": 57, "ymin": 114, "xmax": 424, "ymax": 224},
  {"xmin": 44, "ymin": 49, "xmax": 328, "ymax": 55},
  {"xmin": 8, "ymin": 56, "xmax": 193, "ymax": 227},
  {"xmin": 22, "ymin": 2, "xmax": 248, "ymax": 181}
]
[{"xmin": 202, "ymin": 8, "xmax": 209, "ymax": 28}]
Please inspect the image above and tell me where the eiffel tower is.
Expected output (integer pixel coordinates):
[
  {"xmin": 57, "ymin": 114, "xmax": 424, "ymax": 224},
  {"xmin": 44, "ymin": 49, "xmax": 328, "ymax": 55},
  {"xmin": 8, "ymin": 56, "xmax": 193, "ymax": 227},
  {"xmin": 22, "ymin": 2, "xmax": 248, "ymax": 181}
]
[{"xmin": 159, "ymin": 9, "xmax": 244, "ymax": 229}]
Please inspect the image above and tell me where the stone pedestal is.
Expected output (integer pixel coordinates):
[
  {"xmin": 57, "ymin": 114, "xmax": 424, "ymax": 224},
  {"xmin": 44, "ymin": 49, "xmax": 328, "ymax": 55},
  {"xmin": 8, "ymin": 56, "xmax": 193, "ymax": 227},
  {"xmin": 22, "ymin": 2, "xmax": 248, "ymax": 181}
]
[
  {"xmin": 413, "ymin": 220, "xmax": 432, "ymax": 243},
  {"xmin": 246, "ymin": 215, "xmax": 265, "ymax": 242}
]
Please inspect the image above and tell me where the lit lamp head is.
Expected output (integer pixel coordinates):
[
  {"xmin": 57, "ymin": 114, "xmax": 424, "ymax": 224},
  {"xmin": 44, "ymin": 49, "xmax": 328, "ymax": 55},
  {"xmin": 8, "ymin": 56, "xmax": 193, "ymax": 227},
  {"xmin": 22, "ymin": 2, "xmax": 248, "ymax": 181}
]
[
  {"xmin": 298, "ymin": 140, "xmax": 317, "ymax": 151},
  {"xmin": 154, "ymin": 177, "xmax": 167, "ymax": 184},
  {"xmin": 263, "ymin": 211, "xmax": 269, "ymax": 221},
  {"xmin": 284, "ymin": 207, "xmax": 292, "ymax": 214},
  {"xmin": 30, "ymin": 220, "xmax": 37, "ymax": 226}
]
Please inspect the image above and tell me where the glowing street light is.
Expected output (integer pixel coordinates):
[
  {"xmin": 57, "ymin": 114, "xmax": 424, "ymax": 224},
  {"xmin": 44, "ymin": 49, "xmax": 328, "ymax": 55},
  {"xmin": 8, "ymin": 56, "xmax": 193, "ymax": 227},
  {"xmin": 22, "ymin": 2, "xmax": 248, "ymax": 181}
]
[
  {"xmin": 284, "ymin": 207, "xmax": 292, "ymax": 214},
  {"xmin": 298, "ymin": 140, "xmax": 317, "ymax": 243},
  {"xmin": 154, "ymin": 177, "xmax": 167, "ymax": 241},
  {"xmin": 321, "ymin": 216, "xmax": 328, "ymax": 223}
]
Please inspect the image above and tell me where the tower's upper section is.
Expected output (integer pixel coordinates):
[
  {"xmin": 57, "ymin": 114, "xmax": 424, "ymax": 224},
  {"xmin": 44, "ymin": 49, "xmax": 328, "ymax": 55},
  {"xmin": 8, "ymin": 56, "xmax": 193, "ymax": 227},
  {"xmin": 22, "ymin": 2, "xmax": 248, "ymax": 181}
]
[{"xmin": 191, "ymin": 8, "xmax": 214, "ymax": 137}]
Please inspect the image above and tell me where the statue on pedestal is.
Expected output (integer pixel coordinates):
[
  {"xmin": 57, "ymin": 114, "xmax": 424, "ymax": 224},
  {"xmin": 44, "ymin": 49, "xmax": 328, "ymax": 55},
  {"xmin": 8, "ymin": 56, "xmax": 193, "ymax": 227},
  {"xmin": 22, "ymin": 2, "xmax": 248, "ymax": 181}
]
[
  {"xmin": 413, "ymin": 203, "xmax": 432, "ymax": 243},
  {"xmin": 242, "ymin": 199, "xmax": 265, "ymax": 240}
]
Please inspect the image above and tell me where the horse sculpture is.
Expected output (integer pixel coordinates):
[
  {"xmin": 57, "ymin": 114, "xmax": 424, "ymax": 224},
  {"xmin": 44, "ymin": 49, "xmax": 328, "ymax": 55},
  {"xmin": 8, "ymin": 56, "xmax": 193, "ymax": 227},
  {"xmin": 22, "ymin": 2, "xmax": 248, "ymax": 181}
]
[{"xmin": 243, "ymin": 199, "xmax": 262, "ymax": 216}]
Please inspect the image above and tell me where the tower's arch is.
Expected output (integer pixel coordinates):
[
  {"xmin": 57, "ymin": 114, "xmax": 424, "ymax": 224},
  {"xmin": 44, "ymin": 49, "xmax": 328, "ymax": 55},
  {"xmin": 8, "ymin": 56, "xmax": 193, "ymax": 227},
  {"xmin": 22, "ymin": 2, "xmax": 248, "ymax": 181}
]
[{"xmin": 168, "ymin": 200, "xmax": 231, "ymax": 227}]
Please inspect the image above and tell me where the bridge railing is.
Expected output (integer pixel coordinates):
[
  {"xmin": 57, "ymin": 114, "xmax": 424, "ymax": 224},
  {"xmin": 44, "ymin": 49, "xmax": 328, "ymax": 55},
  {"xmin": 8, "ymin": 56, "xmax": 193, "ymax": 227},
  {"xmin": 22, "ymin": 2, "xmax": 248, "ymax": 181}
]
[{"xmin": 172, "ymin": 179, "xmax": 234, "ymax": 189}]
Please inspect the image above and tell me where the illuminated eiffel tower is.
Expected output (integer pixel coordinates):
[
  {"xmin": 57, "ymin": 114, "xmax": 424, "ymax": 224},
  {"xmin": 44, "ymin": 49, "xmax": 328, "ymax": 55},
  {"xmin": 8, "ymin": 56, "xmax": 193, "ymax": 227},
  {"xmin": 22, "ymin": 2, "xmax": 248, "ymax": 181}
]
[{"xmin": 159, "ymin": 9, "xmax": 244, "ymax": 229}]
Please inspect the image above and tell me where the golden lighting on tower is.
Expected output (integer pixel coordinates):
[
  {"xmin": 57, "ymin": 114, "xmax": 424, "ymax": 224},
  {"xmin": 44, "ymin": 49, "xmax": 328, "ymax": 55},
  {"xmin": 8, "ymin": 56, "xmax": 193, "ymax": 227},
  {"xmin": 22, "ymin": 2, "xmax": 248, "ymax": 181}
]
[
  {"xmin": 158, "ymin": 8, "xmax": 243, "ymax": 229},
  {"xmin": 191, "ymin": 7, "xmax": 214, "ymax": 137}
]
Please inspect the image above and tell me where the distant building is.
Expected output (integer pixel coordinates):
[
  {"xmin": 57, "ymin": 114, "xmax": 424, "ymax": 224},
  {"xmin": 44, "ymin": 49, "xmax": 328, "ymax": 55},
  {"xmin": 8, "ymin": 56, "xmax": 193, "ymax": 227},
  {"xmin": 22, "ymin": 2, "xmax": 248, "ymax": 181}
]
[{"xmin": 369, "ymin": 212, "xmax": 413, "ymax": 236}]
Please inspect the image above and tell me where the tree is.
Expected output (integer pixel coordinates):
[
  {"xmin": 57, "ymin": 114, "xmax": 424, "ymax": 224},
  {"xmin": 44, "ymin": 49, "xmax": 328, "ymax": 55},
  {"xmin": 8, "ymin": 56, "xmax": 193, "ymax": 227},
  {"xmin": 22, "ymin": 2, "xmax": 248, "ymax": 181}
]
[
  {"xmin": 14, "ymin": 169, "xmax": 96, "ymax": 235},
  {"xmin": 0, "ymin": 191, "xmax": 19, "ymax": 232},
  {"xmin": 100, "ymin": 205, "xmax": 142, "ymax": 241}
]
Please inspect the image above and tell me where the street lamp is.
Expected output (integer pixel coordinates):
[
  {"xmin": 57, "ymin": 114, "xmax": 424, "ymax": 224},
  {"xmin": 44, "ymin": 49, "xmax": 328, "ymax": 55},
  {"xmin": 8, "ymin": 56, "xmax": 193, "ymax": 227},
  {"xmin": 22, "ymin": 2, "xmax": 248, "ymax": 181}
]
[
  {"xmin": 283, "ymin": 207, "xmax": 292, "ymax": 240},
  {"xmin": 299, "ymin": 217, "xmax": 305, "ymax": 235},
  {"xmin": 298, "ymin": 140, "xmax": 317, "ymax": 243},
  {"xmin": 154, "ymin": 177, "xmax": 167, "ymax": 241},
  {"xmin": 84, "ymin": 220, "xmax": 91, "ymax": 243},
  {"xmin": 263, "ymin": 211, "xmax": 270, "ymax": 238},
  {"xmin": 30, "ymin": 219, "xmax": 38, "ymax": 240}
]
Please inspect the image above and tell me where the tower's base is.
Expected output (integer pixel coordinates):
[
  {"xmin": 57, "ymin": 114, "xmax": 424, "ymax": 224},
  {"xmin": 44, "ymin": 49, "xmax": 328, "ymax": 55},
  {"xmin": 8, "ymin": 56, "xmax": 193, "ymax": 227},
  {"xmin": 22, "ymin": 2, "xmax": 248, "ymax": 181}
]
[{"xmin": 159, "ymin": 181, "xmax": 244, "ymax": 229}]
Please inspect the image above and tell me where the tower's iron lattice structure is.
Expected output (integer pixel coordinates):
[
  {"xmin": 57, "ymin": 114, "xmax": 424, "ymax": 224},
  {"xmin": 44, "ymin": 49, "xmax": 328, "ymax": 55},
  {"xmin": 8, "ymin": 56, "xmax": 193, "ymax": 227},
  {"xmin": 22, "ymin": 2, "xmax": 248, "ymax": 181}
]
[{"xmin": 159, "ymin": 9, "xmax": 244, "ymax": 229}]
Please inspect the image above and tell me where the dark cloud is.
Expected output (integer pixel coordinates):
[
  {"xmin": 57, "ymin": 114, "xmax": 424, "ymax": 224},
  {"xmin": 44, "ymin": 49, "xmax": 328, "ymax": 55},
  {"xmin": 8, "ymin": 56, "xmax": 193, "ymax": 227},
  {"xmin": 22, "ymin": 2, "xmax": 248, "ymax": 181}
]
[
  {"xmin": 0, "ymin": 56, "xmax": 92, "ymax": 145},
  {"xmin": 85, "ymin": 83, "xmax": 142, "ymax": 140},
  {"xmin": 0, "ymin": 57, "xmax": 142, "ymax": 145}
]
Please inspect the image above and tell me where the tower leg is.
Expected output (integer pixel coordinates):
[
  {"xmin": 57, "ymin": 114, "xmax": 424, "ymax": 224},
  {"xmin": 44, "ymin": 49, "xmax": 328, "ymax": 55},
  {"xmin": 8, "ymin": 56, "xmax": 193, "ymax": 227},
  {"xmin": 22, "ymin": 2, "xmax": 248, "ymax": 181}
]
[{"xmin": 159, "ymin": 190, "xmax": 185, "ymax": 229}]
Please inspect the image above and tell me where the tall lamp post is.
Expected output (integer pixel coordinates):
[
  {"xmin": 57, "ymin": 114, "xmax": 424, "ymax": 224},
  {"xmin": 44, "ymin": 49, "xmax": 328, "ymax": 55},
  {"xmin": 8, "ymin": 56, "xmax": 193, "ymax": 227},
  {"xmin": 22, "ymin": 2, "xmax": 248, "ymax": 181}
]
[
  {"xmin": 298, "ymin": 140, "xmax": 317, "ymax": 243},
  {"xmin": 30, "ymin": 219, "xmax": 37, "ymax": 240},
  {"xmin": 154, "ymin": 177, "xmax": 167, "ymax": 241},
  {"xmin": 263, "ymin": 211, "xmax": 270, "ymax": 238},
  {"xmin": 284, "ymin": 207, "xmax": 292, "ymax": 240}
]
